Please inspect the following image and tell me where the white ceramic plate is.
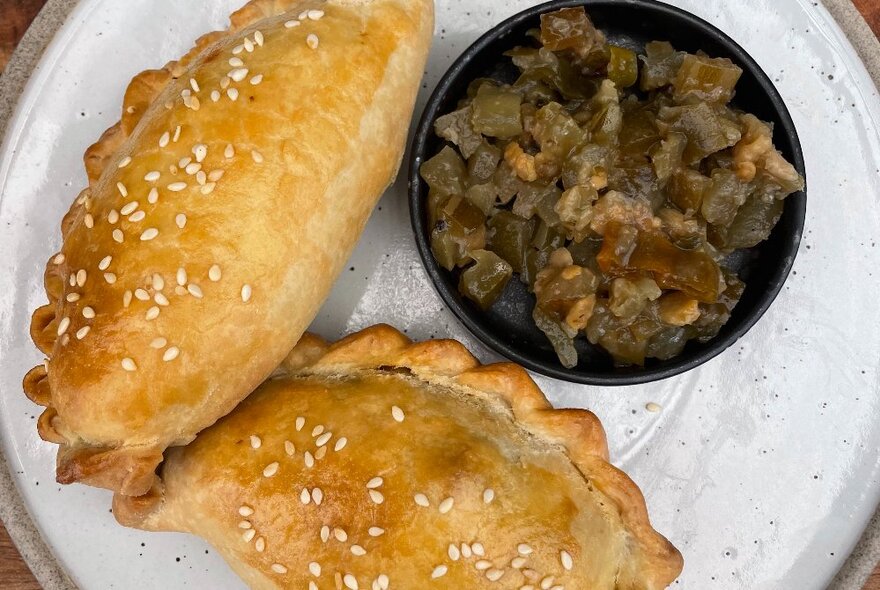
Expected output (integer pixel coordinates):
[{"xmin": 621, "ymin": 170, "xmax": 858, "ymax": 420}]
[{"xmin": 1, "ymin": 0, "xmax": 879, "ymax": 588}]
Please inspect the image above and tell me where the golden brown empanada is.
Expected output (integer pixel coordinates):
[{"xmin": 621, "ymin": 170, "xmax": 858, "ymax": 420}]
[
  {"xmin": 24, "ymin": 0, "xmax": 433, "ymax": 495},
  {"xmin": 114, "ymin": 325, "xmax": 683, "ymax": 589}
]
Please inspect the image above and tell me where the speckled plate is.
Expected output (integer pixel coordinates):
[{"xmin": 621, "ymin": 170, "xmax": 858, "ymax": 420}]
[{"xmin": 1, "ymin": 0, "xmax": 879, "ymax": 589}]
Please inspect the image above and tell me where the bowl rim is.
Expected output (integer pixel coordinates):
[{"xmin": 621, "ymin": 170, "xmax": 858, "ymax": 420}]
[{"xmin": 408, "ymin": 0, "xmax": 807, "ymax": 386}]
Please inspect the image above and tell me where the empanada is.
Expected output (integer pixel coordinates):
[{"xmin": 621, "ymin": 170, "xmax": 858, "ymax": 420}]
[
  {"xmin": 114, "ymin": 325, "xmax": 683, "ymax": 589},
  {"xmin": 23, "ymin": 0, "xmax": 433, "ymax": 495}
]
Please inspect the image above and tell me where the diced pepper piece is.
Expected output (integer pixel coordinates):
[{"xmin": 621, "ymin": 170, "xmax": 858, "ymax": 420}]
[
  {"xmin": 507, "ymin": 47, "xmax": 596, "ymax": 99},
  {"xmin": 733, "ymin": 114, "xmax": 804, "ymax": 196},
  {"xmin": 459, "ymin": 249, "xmax": 513, "ymax": 310},
  {"xmin": 533, "ymin": 306, "xmax": 579, "ymax": 368},
  {"xmin": 531, "ymin": 102, "xmax": 587, "ymax": 163},
  {"xmin": 608, "ymin": 277, "xmax": 662, "ymax": 320},
  {"xmin": 607, "ymin": 45, "xmax": 639, "ymax": 88},
  {"xmin": 639, "ymin": 41, "xmax": 684, "ymax": 91},
  {"xmin": 539, "ymin": 7, "xmax": 609, "ymax": 72},
  {"xmin": 420, "ymin": 146, "xmax": 467, "ymax": 197},
  {"xmin": 708, "ymin": 191, "xmax": 783, "ymax": 250},
  {"xmin": 531, "ymin": 220, "xmax": 567, "ymax": 251},
  {"xmin": 667, "ymin": 168, "xmax": 711, "ymax": 215},
  {"xmin": 464, "ymin": 183, "xmax": 498, "ymax": 216},
  {"xmin": 512, "ymin": 182, "xmax": 562, "ymax": 224},
  {"xmin": 434, "ymin": 106, "xmax": 483, "ymax": 159},
  {"xmin": 488, "ymin": 210, "xmax": 536, "ymax": 274},
  {"xmin": 468, "ymin": 141, "xmax": 502, "ymax": 183},
  {"xmin": 430, "ymin": 195, "xmax": 487, "ymax": 270},
  {"xmin": 701, "ymin": 168, "xmax": 752, "ymax": 226},
  {"xmin": 555, "ymin": 185, "xmax": 598, "ymax": 242},
  {"xmin": 471, "ymin": 85, "xmax": 523, "ymax": 138},
  {"xmin": 650, "ymin": 132, "xmax": 687, "ymax": 184},
  {"xmin": 672, "ymin": 53, "xmax": 742, "ymax": 104},
  {"xmin": 561, "ymin": 143, "xmax": 612, "ymax": 190},
  {"xmin": 522, "ymin": 246, "xmax": 553, "ymax": 288},
  {"xmin": 646, "ymin": 325, "xmax": 689, "ymax": 360},
  {"xmin": 590, "ymin": 191, "xmax": 659, "ymax": 236},
  {"xmin": 658, "ymin": 102, "xmax": 740, "ymax": 163}
]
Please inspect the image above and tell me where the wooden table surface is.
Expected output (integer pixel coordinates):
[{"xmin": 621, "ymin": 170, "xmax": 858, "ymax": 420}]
[{"xmin": 1, "ymin": 0, "xmax": 879, "ymax": 588}]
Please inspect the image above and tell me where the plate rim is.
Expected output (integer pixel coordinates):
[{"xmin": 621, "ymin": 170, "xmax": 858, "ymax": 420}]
[{"xmin": 0, "ymin": 0, "xmax": 878, "ymax": 589}]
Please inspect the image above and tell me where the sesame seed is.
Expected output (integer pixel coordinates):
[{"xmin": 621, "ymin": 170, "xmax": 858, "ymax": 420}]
[
  {"xmin": 120, "ymin": 201, "xmax": 139, "ymax": 215},
  {"xmin": 147, "ymin": 188, "xmax": 159, "ymax": 204},
  {"xmin": 140, "ymin": 228, "xmax": 159, "ymax": 241},
  {"xmin": 208, "ymin": 169, "xmax": 224, "ymax": 182},
  {"xmin": 176, "ymin": 214, "xmax": 187, "ymax": 229},
  {"xmin": 84, "ymin": 213, "xmax": 94, "ymax": 228},
  {"xmin": 76, "ymin": 269, "xmax": 87, "ymax": 287},
  {"xmin": 244, "ymin": 38, "xmax": 254, "ymax": 52},
  {"xmin": 189, "ymin": 96, "xmax": 201, "ymax": 111},
  {"xmin": 163, "ymin": 347, "xmax": 179, "ymax": 361},
  {"xmin": 250, "ymin": 74, "xmax": 264, "ymax": 86},
  {"xmin": 308, "ymin": 9, "xmax": 324, "ymax": 20},
  {"xmin": 112, "ymin": 229, "xmax": 124, "ymax": 243},
  {"xmin": 377, "ymin": 575, "xmax": 389, "ymax": 589},
  {"xmin": 159, "ymin": 132, "xmax": 170, "ymax": 148},
  {"xmin": 315, "ymin": 446, "xmax": 328, "ymax": 460},
  {"xmin": 284, "ymin": 440, "xmax": 295, "ymax": 455},
  {"xmin": 511, "ymin": 556, "xmax": 527, "ymax": 569},
  {"xmin": 53, "ymin": 253, "xmax": 65, "ymax": 264},
  {"xmin": 150, "ymin": 337, "xmax": 167, "ymax": 349},
  {"xmin": 238, "ymin": 505, "xmax": 254, "ymax": 518},
  {"xmin": 343, "ymin": 574, "xmax": 358, "ymax": 590},
  {"xmin": 315, "ymin": 433, "xmax": 333, "ymax": 448},
  {"xmin": 232, "ymin": 44, "xmax": 244, "ymax": 54},
  {"xmin": 82, "ymin": 307, "xmax": 95, "ymax": 319},
  {"xmin": 438, "ymin": 497, "xmax": 454, "ymax": 514},
  {"xmin": 167, "ymin": 182, "xmax": 187, "ymax": 192},
  {"xmin": 185, "ymin": 163, "xmax": 201, "ymax": 175},
  {"xmin": 123, "ymin": 290, "xmax": 132, "ymax": 307},
  {"xmin": 250, "ymin": 435, "xmax": 261, "ymax": 449},
  {"xmin": 173, "ymin": 125, "xmax": 182, "ymax": 142},
  {"xmin": 414, "ymin": 494, "xmax": 429, "ymax": 507},
  {"xmin": 263, "ymin": 462, "xmax": 279, "ymax": 477},
  {"xmin": 254, "ymin": 31, "xmax": 264, "ymax": 46},
  {"xmin": 560, "ymin": 550, "xmax": 573, "ymax": 571},
  {"xmin": 391, "ymin": 406, "xmax": 405, "ymax": 422},
  {"xmin": 475, "ymin": 560, "xmax": 492, "ymax": 571},
  {"xmin": 179, "ymin": 157, "xmax": 192, "ymax": 168},
  {"xmin": 334, "ymin": 437, "xmax": 347, "ymax": 451},
  {"xmin": 56, "ymin": 317, "xmax": 70, "ymax": 336},
  {"xmin": 227, "ymin": 88, "xmax": 240, "ymax": 101},
  {"xmin": 431, "ymin": 565, "xmax": 448, "ymax": 579},
  {"xmin": 448, "ymin": 544, "xmax": 460, "ymax": 560},
  {"xmin": 104, "ymin": 272, "xmax": 117, "ymax": 284},
  {"xmin": 151, "ymin": 273, "xmax": 164, "ymax": 290},
  {"xmin": 255, "ymin": 537, "xmax": 265, "ymax": 552},
  {"xmin": 188, "ymin": 78, "xmax": 200, "ymax": 93},
  {"xmin": 366, "ymin": 477, "xmax": 383, "ymax": 489},
  {"xmin": 117, "ymin": 182, "xmax": 129, "ymax": 197},
  {"xmin": 76, "ymin": 326, "xmax": 90, "ymax": 340},
  {"xmin": 518, "ymin": 544, "xmax": 533, "ymax": 555},
  {"xmin": 209, "ymin": 265, "xmax": 222, "ymax": 282},
  {"xmin": 306, "ymin": 34, "xmax": 319, "ymax": 49},
  {"xmin": 229, "ymin": 57, "xmax": 244, "ymax": 68},
  {"xmin": 270, "ymin": 564, "xmax": 287, "ymax": 574},
  {"xmin": 133, "ymin": 289, "xmax": 149, "ymax": 301},
  {"xmin": 472, "ymin": 543, "xmax": 485, "ymax": 556},
  {"xmin": 144, "ymin": 171, "xmax": 160, "ymax": 182},
  {"xmin": 187, "ymin": 284, "xmax": 203, "ymax": 298},
  {"xmin": 238, "ymin": 520, "xmax": 252, "ymax": 529},
  {"xmin": 304, "ymin": 451, "xmax": 315, "ymax": 468},
  {"xmin": 368, "ymin": 489, "xmax": 384, "ymax": 504},
  {"xmin": 351, "ymin": 545, "xmax": 366, "ymax": 556},
  {"xmin": 646, "ymin": 402, "xmax": 662, "ymax": 413},
  {"xmin": 320, "ymin": 526, "xmax": 330, "ymax": 542},
  {"xmin": 461, "ymin": 543, "xmax": 472, "ymax": 558},
  {"xmin": 69, "ymin": 274, "xmax": 76, "ymax": 287},
  {"xmin": 145, "ymin": 306, "xmax": 160, "ymax": 320},
  {"xmin": 108, "ymin": 209, "xmax": 120, "ymax": 223},
  {"xmin": 118, "ymin": 157, "xmax": 132, "ymax": 168},
  {"xmin": 241, "ymin": 284, "xmax": 252, "ymax": 303},
  {"xmin": 369, "ymin": 527, "xmax": 385, "ymax": 537},
  {"xmin": 312, "ymin": 488, "xmax": 323, "ymax": 505},
  {"xmin": 98, "ymin": 255, "xmax": 112, "ymax": 270},
  {"xmin": 309, "ymin": 562, "xmax": 321, "ymax": 577},
  {"xmin": 128, "ymin": 211, "xmax": 145, "ymax": 222},
  {"xmin": 311, "ymin": 425, "xmax": 324, "ymax": 437},
  {"xmin": 242, "ymin": 529, "xmax": 256, "ymax": 542},
  {"xmin": 196, "ymin": 171, "xmax": 207, "ymax": 185},
  {"xmin": 175, "ymin": 285, "xmax": 186, "ymax": 295},
  {"xmin": 334, "ymin": 527, "xmax": 348, "ymax": 542},
  {"xmin": 299, "ymin": 488, "xmax": 311, "ymax": 505},
  {"xmin": 193, "ymin": 144, "xmax": 207, "ymax": 163},
  {"xmin": 284, "ymin": 19, "xmax": 300, "ymax": 28},
  {"xmin": 295, "ymin": 417, "xmax": 305, "ymax": 431},
  {"xmin": 121, "ymin": 358, "xmax": 137, "ymax": 372},
  {"xmin": 220, "ymin": 76, "xmax": 230, "ymax": 89},
  {"xmin": 224, "ymin": 144, "xmax": 235, "ymax": 159},
  {"xmin": 251, "ymin": 150, "xmax": 264, "ymax": 163},
  {"xmin": 177, "ymin": 268, "xmax": 187, "ymax": 286},
  {"xmin": 66, "ymin": 293, "xmax": 80, "ymax": 302},
  {"xmin": 200, "ymin": 183, "xmax": 216, "ymax": 195},
  {"xmin": 229, "ymin": 68, "xmax": 249, "ymax": 83},
  {"xmin": 483, "ymin": 488, "xmax": 495, "ymax": 503},
  {"xmin": 486, "ymin": 569, "xmax": 503, "ymax": 581},
  {"xmin": 211, "ymin": 90, "xmax": 220, "ymax": 102}
]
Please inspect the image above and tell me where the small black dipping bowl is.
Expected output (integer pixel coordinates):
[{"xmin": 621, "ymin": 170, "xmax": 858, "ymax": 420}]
[{"xmin": 408, "ymin": 0, "xmax": 807, "ymax": 385}]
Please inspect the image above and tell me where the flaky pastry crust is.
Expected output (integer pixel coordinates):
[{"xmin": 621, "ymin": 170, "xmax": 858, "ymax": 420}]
[
  {"xmin": 115, "ymin": 325, "xmax": 683, "ymax": 589},
  {"xmin": 24, "ymin": 0, "xmax": 433, "ymax": 495}
]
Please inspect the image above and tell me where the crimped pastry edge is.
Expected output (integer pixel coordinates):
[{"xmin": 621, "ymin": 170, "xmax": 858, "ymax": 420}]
[{"xmin": 114, "ymin": 324, "xmax": 683, "ymax": 588}]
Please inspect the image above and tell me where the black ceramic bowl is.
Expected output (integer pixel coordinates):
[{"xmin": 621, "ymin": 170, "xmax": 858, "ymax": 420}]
[{"xmin": 408, "ymin": 0, "xmax": 807, "ymax": 385}]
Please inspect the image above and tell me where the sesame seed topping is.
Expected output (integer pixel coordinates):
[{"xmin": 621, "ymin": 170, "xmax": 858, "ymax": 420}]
[
  {"xmin": 308, "ymin": 9, "xmax": 325, "ymax": 20},
  {"xmin": 120, "ymin": 201, "xmax": 139, "ymax": 215},
  {"xmin": 254, "ymin": 537, "xmax": 265, "ymax": 552},
  {"xmin": 134, "ymin": 289, "xmax": 149, "ymax": 301},
  {"xmin": 53, "ymin": 254, "xmax": 65, "ymax": 264},
  {"xmin": 414, "ymin": 494, "xmax": 429, "ymax": 507},
  {"xmin": 511, "ymin": 556, "xmax": 527, "ymax": 569},
  {"xmin": 144, "ymin": 171, "xmax": 161, "ymax": 182},
  {"xmin": 108, "ymin": 209, "xmax": 120, "ymax": 223},
  {"xmin": 367, "ymin": 527, "xmax": 385, "ymax": 538},
  {"xmin": 560, "ymin": 550, "xmax": 573, "ymax": 571},
  {"xmin": 233, "ymin": 44, "xmax": 244, "ymax": 54},
  {"xmin": 343, "ymin": 574, "xmax": 358, "ymax": 589},
  {"xmin": 76, "ymin": 269, "xmax": 87, "ymax": 287},
  {"xmin": 250, "ymin": 74, "xmax": 263, "ymax": 85},
  {"xmin": 351, "ymin": 545, "xmax": 366, "ymax": 556},
  {"xmin": 300, "ymin": 488, "xmax": 310, "ymax": 504},
  {"xmin": 163, "ymin": 347, "xmax": 179, "ymax": 362},
  {"xmin": 368, "ymin": 490, "xmax": 385, "ymax": 504},
  {"xmin": 76, "ymin": 326, "xmax": 90, "ymax": 340},
  {"xmin": 438, "ymin": 497, "xmax": 454, "ymax": 514},
  {"xmin": 238, "ymin": 506, "xmax": 253, "ymax": 518},
  {"xmin": 56, "ymin": 317, "xmax": 70, "ymax": 336},
  {"xmin": 320, "ymin": 526, "xmax": 330, "ymax": 542},
  {"xmin": 461, "ymin": 543, "xmax": 472, "ymax": 558},
  {"xmin": 159, "ymin": 132, "xmax": 170, "ymax": 148},
  {"xmin": 472, "ymin": 543, "xmax": 485, "ymax": 556},
  {"xmin": 475, "ymin": 560, "xmax": 492, "ymax": 571},
  {"xmin": 251, "ymin": 150, "xmax": 264, "ymax": 163},
  {"xmin": 229, "ymin": 57, "xmax": 244, "ymax": 67},
  {"xmin": 185, "ymin": 163, "xmax": 201, "ymax": 175},
  {"xmin": 121, "ymin": 358, "xmax": 137, "ymax": 372},
  {"xmin": 118, "ymin": 157, "xmax": 132, "ymax": 168},
  {"xmin": 179, "ymin": 157, "xmax": 192, "ymax": 168},
  {"xmin": 284, "ymin": 20, "xmax": 300, "ymax": 28},
  {"xmin": 221, "ymin": 76, "xmax": 230, "ymax": 89},
  {"xmin": 309, "ymin": 562, "xmax": 321, "ymax": 576},
  {"xmin": 250, "ymin": 435, "xmax": 262, "ymax": 449},
  {"xmin": 131, "ymin": 211, "xmax": 147, "ymax": 222},
  {"xmin": 334, "ymin": 528, "xmax": 348, "ymax": 542},
  {"xmin": 312, "ymin": 488, "xmax": 323, "ymax": 505},
  {"xmin": 304, "ymin": 451, "xmax": 315, "ymax": 468},
  {"xmin": 483, "ymin": 488, "xmax": 495, "ymax": 503},
  {"xmin": 485, "ymin": 569, "xmax": 503, "ymax": 581},
  {"xmin": 69, "ymin": 274, "xmax": 76, "ymax": 287},
  {"xmin": 150, "ymin": 337, "xmax": 167, "ymax": 349},
  {"xmin": 84, "ymin": 213, "xmax": 94, "ymax": 228},
  {"xmin": 176, "ymin": 268, "xmax": 187, "ymax": 286},
  {"xmin": 227, "ymin": 88, "xmax": 240, "ymax": 101},
  {"xmin": 448, "ymin": 544, "xmax": 460, "ymax": 560},
  {"xmin": 208, "ymin": 265, "xmax": 222, "ymax": 282},
  {"xmin": 366, "ymin": 477, "xmax": 383, "ymax": 489},
  {"xmin": 242, "ymin": 529, "xmax": 256, "ymax": 542},
  {"xmin": 140, "ymin": 228, "xmax": 159, "ymax": 241},
  {"xmin": 241, "ymin": 284, "xmax": 252, "ymax": 303},
  {"xmin": 152, "ymin": 274, "xmax": 165, "ymax": 290},
  {"xmin": 117, "ymin": 182, "xmax": 129, "ymax": 197},
  {"xmin": 112, "ymin": 229, "xmax": 124, "ymax": 243},
  {"xmin": 167, "ymin": 182, "xmax": 187, "ymax": 192},
  {"xmin": 314, "ymin": 432, "xmax": 333, "ymax": 448},
  {"xmin": 194, "ymin": 144, "xmax": 207, "ymax": 163},
  {"xmin": 224, "ymin": 144, "xmax": 235, "ymax": 159},
  {"xmin": 377, "ymin": 575, "xmax": 389, "ymax": 589},
  {"xmin": 244, "ymin": 38, "xmax": 254, "ymax": 52},
  {"xmin": 82, "ymin": 307, "xmax": 95, "ymax": 319},
  {"xmin": 334, "ymin": 437, "xmax": 348, "ymax": 451},
  {"xmin": 98, "ymin": 256, "xmax": 112, "ymax": 270},
  {"xmin": 104, "ymin": 272, "xmax": 117, "ymax": 284},
  {"xmin": 173, "ymin": 125, "xmax": 182, "ymax": 142},
  {"xmin": 263, "ymin": 462, "xmax": 279, "ymax": 477},
  {"xmin": 518, "ymin": 544, "xmax": 533, "ymax": 555},
  {"xmin": 295, "ymin": 416, "xmax": 305, "ymax": 431},
  {"xmin": 200, "ymin": 183, "xmax": 216, "ymax": 195},
  {"xmin": 270, "ymin": 564, "xmax": 287, "ymax": 574},
  {"xmin": 66, "ymin": 293, "xmax": 80, "ymax": 302},
  {"xmin": 284, "ymin": 440, "xmax": 295, "ymax": 455},
  {"xmin": 229, "ymin": 68, "xmax": 249, "ymax": 83},
  {"xmin": 238, "ymin": 520, "xmax": 252, "ymax": 529},
  {"xmin": 211, "ymin": 90, "xmax": 220, "ymax": 102},
  {"xmin": 147, "ymin": 188, "xmax": 159, "ymax": 204},
  {"xmin": 391, "ymin": 406, "xmax": 405, "ymax": 422},
  {"xmin": 175, "ymin": 214, "xmax": 187, "ymax": 229},
  {"xmin": 315, "ymin": 446, "xmax": 328, "ymax": 460},
  {"xmin": 187, "ymin": 284, "xmax": 203, "ymax": 298},
  {"xmin": 646, "ymin": 401, "xmax": 662, "ymax": 413},
  {"xmin": 306, "ymin": 34, "xmax": 319, "ymax": 50},
  {"xmin": 254, "ymin": 31, "xmax": 264, "ymax": 46},
  {"xmin": 431, "ymin": 565, "xmax": 448, "ymax": 579},
  {"xmin": 145, "ymin": 306, "xmax": 160, "ymax": 320}
]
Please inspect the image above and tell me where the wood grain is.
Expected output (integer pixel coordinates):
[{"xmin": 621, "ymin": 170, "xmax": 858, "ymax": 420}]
[{"xmin": 1, "ymin": 0, "xmax": 880, "ymax": 589}]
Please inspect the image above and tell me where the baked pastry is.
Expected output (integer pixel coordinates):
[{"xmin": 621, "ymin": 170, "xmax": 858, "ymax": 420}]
[
  {"xmin": 23, "ymin": 0, "xmax": 434, "ymax": 495},
  {"xmin": 114, "ymin": 325, "xmax": 683, "ymax": 589}
]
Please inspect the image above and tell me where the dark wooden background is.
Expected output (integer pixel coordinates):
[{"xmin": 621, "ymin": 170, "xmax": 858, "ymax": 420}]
[{"xmin": 1, "ymin": 0, "xmax": 879, "ymax": 588}]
